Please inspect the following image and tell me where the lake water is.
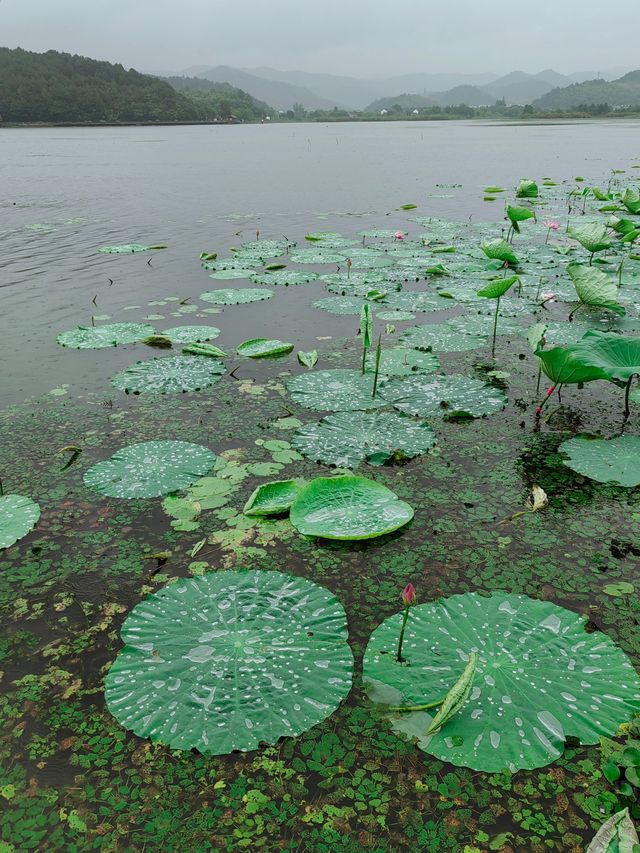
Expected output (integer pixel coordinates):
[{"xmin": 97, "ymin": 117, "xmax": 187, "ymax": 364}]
[
  {"xmin": 2, "ymin": 119, "xmax": 640, "ymax": 404},
  {"xmin": 2, "ymin": 120, "xmax": 640, "ymax": 852}
]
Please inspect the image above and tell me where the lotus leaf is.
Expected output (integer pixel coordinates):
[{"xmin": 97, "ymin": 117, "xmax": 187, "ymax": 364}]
[
  {"xmin": 233, "ymin": 239, "xmax": 292, "ymax": 259},
  {"xmin": 376, "ymin": 310, "xmax": 416, "ymax": 321},
  {"xmin": 289, "ymin": 476, "xmax": 414, "ymax": 540},
  {"xmin": 534, "ymin": 345, "xmax": 608, "ymax": 385},
  {"xmin": 243, "ymin": 479, "xmax": 306, "ymax": 516},
  {"xmin": 199, "ymin": 288, "xmax": 272, "ymax": 305},
  {"xmin": 288, "ymin": 249, "xmax": 346, "ymax": 265},
  {"xmin": 477, "ymin": 276, "xmax": 519, "ymax": 299},
  {"xmin": 112, "ymin": 356, "xmax": 225, "ymax": 394},
  {"xmin": 208, "ymin": 268, "xmax": 255, "ymax": 280},
  {"xmin": 250, "ymin": 270, "xmax": 317, "ymax": 286},
  {"xmin": 236, "ymin": 339, "xmax": 294, "ymax": 359},
  {"xmin": 363, "ymin": 591, "xmax": 640, "ymax": 772},
  {"xmin": 340, "ymin": 248, "xmax": 396, "ymax": 268},
  {"xmin": 98, "ymin": 244, "xmax": 167, "ymax": 253},
  {"xmin": 105, "ymin": 571, "xmax": 353, "ymax": 754},
  {"xmin": 568, "ymin": 222, "xmax": 611, "ymax": 254},
  {"xmin": 57, "ymin": 322, "xmax": 155, "ymax": 349},
  {"xmin": 559, "ymin": 436, "xmax": 640, "ymax": 487},
  {"xmin": 84, "ymin": 440, "xmax": 216, "ymax": 498},
  {"xmin": 480, "ymin": 240, "xmax": 519, "ymax": 266},
  {"xmin": 586, "ymin": 809, "xmax": 639, "ymax": 853},
  {"xmin": 287, "ymin": 369, "xmax": 386, "ymax": 411},
  {"xmin": 622, "ymin": 187, "xmax": 640, "ymax": 215},
  {"xmin": 321, "ymin": 272, "xmax": 388, "ymax": 292},
  {"xmin": 381, "ymin": 374, "xmax": 507, "ymax": 418},
  {"xmin": 0, "ymin": 495, "xmax": 41, "ymax": 549},
  {"xmin": 507, "ymin": 205, "xmax": 535, "ymax": 233},
  {"xmin": 567, "ymin": 263, "xmax": 625, "ymax": 315},
  {"xmin": 292, "ymin": 411, "xmax": 436, "ymax": 469},
  {"xmin": 516, "ymin": 179, "xmax": 539, "ymax": 198},
  {"xmin": 162, "ymin": 326, "xmax": 221, "ymax": 344},
  {"xmin": 400, "ymin": 325, "xmax": 486, "ymax": 353},
  {"xmin": 313, "ymin": 296, "xmax": 376, "ymax": 315},
  {"xmin": 569, "ymin": 330, "xmax": 640, "ymax": 382},
  {"xmin": 364, "ymin": 347, "xmax": 439, "ymax": 377}
]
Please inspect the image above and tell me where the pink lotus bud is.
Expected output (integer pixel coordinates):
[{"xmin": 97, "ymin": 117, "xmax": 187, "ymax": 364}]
[
  {"xmin": 394, "ymin": 231, "xmax": 405, "ymax": 240},
  {"xmin": 546, "ymin": 386, "xmax": 554, "ymax": 397},
  {"xmin": 540, "ymin": 292, "xmax": 555, "ymax": 302},
  {"xmin": 542, "ymin": 220, "xmax": 560, "ymax": 231},
  {"xmin": 402, "ymin": 583, "xmax": 416, "ymax": 606},
  {"xmin": 535, "ymin": 406, "xmax": 542, "ymax": 414}
]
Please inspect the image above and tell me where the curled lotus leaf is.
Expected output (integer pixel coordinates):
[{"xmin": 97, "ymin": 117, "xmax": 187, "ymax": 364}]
[
  {"xmin": 236, "ymin": 339, "xmax": 294, "ymax": 359},
  {"xmin": 363, "ymin": 591, "xmax": 640, "ymax": 772},
  {"xmin": 287, "ymin": 369, "xmax": 386, "ymax": 412},
  {"xmin": 199, "ymin": 288, "xmax": 272, "ymax": 305},
  {"xmin": 292, "ymin": 411, "xmax": 436, "ymax": 469},
  {"xmin": 243, "ymin": 479, "xmax": 306, "ymax": 516},
  {"xmin": 84, "ymin": 440, "xmax": 216, "ymax": 499},
  {"xmin": 400, "ymin": 325, "xmax": 486, "ymax": 353},
  {"xmin": 559, "ymin": 435, "xmax": 640, "ymax": 487},
  {"xmin": 57, "ymin": 322, "xmax": 155, "ymax": 349},
  {"xmin": 290, "ymin": 475, "xmax": 414, "ymax": 540},
  {"xmin": 586, "ymin": 808, "xmax": 639, "ymax": 853},
  {"xmin": 381, "ymin": 374, "xmax": 507, "ymax": 419},
  {"xmin": 105, "ymin": 570, "xmax": 353, "ymax": 754},
  {"xmin": 162, "ymin": 326, "xmax": 221, "ymax": 344},
  {"xmin": 112, "ymin": 356, "xmax": 225, "ymax": 394},
  {"xmin": 0, "ymin": 495, "xmax": 41, "ymax": 549}
]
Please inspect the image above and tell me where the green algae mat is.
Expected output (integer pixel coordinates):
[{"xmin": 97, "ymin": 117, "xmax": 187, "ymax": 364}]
[{"xmin": 3, "ymin": 171, "xmax": 640, "ymax": 852}]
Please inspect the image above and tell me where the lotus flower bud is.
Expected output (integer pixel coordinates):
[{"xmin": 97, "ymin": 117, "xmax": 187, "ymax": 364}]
[{"xmin": 402, "ymin": 583, "xmax": 416, "ymax": 606}]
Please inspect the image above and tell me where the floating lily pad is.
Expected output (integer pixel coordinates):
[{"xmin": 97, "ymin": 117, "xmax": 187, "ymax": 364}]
[
  {"xmin": 200, "ymin": 289, "xmax": 272, "ymax": 305},
  {"xmin": 290, "ymin": 476, "xmax": 414, "ymax": 540},
  {"xmin": 84, "ymin": 441, "xmax": 215, "ymax": 499},
  {"xmin": 381, "ymin": 375, "xmax": 507, "ymax": 418},
  {"xmin": 343, "ymin": 248, "xmax": 396, "ymax": 268},
  {"xmin": 559, "ymin": 436, "xmax": 640, "ymax": 487},
  {"xmin": 237, "ymin": 339, "xmax": 294, "ymax": 359},
  {"xmin": 162, "ymin": 326, "xmax": 221, "ymax": 344},
  {"xmin": 364, "ymin": 347, "xmax": 440, "ymax": 377},
  {"xmin": 250, "ymin": 270, "xmax": 317, "ymax": 286},
  {"xmin": 363, "ymin": 591, "xmax": 640, "ymax": 772},
  {"xmin": 105, "ymin": 571, "xmax": 353, "ymax": 754},
  {"xmin": 112, "ymin": 356, "xmax": 225, "ymax": 394},
  {"xmin": 376, "ymin": 311, "xmax": 416, "ymax": 321},
  {"xmin": 313, "ymin": 296, "xmax": 375, "ymax": 315},
  {"xmin": 243, "ymin": 479, "xmax": 306, "ymax": 516},
  {"xmin": 233, "ymin": 239, "xmax": 293, "ymax": 260},
  {"xmin": 208, "ymin": 268, "xmax": 256, "ymax": 280},
  {"xmin": 321, "ymin": 272, "xmax": 389, "ymax": 294},
  {"xmin": 287, "ymin": 369, "xmax": 385, "ymax": 411},
  {"xmin": 0, "ymin": 495, "xmax": 41, "ymax": 549},
  {"xmin": 289, "ymin": 249, "xmax": 346, "ymax": 265},
  {"xmin": 292, "ymin": 412, "xmax": 436, "ymax": 468},
  {"xmin": 57, "ymin": 323, "xmax": 155, "ymax": 349},
  {"xmin": 400, "ymin": 325, "xmax": 486, "ymax": 353},
  {"xmin": 98, "ymin": 244, "xmax": 167, "ymax": 253}
]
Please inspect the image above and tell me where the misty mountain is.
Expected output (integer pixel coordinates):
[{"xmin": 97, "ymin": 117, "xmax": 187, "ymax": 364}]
[
  {"xmin": 485, "ymin": 70, "xmax": 573, "ymax": 104},
  {"xmin": 367, "ymin": 85, "xmax": 495, "ymax": 112},
  {"xmin": 180, "ymin": 65, "xmax": 335, "ymax": 110},
  {"xmin": 374, "ymin": 72, "xmax": 497, "ymax": 97},
  {"xmin": 533, "ymin": 70, "xmax": 640, "ymax": 109},
  {"xmin": 244, "ymin": 67, "xmax": 377, "ymax": 109}
]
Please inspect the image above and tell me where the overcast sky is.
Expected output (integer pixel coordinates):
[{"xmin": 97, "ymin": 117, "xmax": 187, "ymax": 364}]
[{"xmin": 0, "ymin": 0, "xmax": 636, "ymax": 78}]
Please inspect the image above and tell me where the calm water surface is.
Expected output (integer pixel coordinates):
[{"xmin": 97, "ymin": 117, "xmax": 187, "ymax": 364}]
[{"xmin": 1, "ymin": 119, "xmax": 639, "ymax": 405}]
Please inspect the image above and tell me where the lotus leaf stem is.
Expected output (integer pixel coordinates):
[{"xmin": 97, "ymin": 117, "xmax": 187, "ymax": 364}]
[
  {"xmin": 491, "ymin": 296, "xmax": 500, "ymax": 358},
  {"xmin": 396, "ymin": 605, "xmax": 411, "ymax": 663},
  {"xmin": 388, "ymin": 698, "xmax": 445, "ymax": 712}
]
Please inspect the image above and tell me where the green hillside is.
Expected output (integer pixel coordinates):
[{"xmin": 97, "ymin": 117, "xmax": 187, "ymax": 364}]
[
  {"xmin": 0, "ymin": 47, "xmax": 208, "ymax": 123},
  {"xmin": 163, "ymin": 76, "xmax": 271, "ymax": 122},
  {"xmin": 533, "ymin": 70, "xmax": 640, "ymax": 109}
]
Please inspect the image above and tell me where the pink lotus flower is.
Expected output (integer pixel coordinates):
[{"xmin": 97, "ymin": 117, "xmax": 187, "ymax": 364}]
[
  {"xmin": 540, "ymin": 292, "xmax": 555, "ymax": 303},
  {"xmin": 394, "ymin": 231, "xmax": 405, "ymax": 241},
  {"xmin": 535, "ymin": 406, "xmax": 542, "ymax": 414},
  {"xmin": 402, "ymin": 583, "xmax": 416, "ymax": 606},
  {"xmin": 542, "ymin": 220, "xmax": 560, "ymax": 231}
]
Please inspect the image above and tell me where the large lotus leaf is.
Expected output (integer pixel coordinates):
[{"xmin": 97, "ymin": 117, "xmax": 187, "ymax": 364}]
[
  {"xmin": 243, "ymin": 479, "xmax": 306, "ymax": 516},
  {"xmin": 516, "ymin": 179, "xmax": 539, "ymax": 198},
  {"xmin": 313, "ymin": 296, "xmax": 374, "ymax": 315},
  {"xmin": 98, "ymin": 243, "xmax": 167, "ymax": 253},
  {"xmin": 480, "ymin": 239, "xmax": 519, "ymax": 266},
  {"xmin": 292, "ymin": 411, "xmax": 436, "ymax": 468},
  {"xmin": 162, "ymin": 326, "xmax": 221, "ymax": 344},
  {"xmin": 112, "ymin": 356, "xmax": 225, "ymax": 394},
  {"xmin": 232, "ymin": 239, "xmax": 293, "ymax": 260},
  {"xmin": 358, "ymin": 229, "xmax": 398, "ymax": 239},
  {"xmin": 0, "ymin": 495, "xmax": 41, "ymax": 549},
  {"xmin": 507, "ymin": 205, "xmax": 535, "ymax": 232},
  {"xmin": 622, "ymin": 187, "xmax": 640, "ymax": 215},
  {"xmin": 376, "ymin": 310, "xmax": 416, "ymax": 321},
  {"xmin": 237, "ymin": 339, "xmax": 293, "ymax": 359},
  {"xmin": 476, "ymin": 276, "xmax": 519, "ymax": 299},
  {"xmin": 290, "ymin": 476, "xmax": 414, "ymax": 540},
  {"xmin": 534, "ymin": 345, "xmax": 609, "ymax": 385},
  {"xmin": 447, "ymin": 314, "xmax": 525, "ymax": 338},
  {"xmin": 381, "ymin": 374, "xmax": 507, "ymax": 418},
  {"xmin": 208, "ymin": 268, "xmax": 255, "ymax": 280},
  {"xmin": 399, "ymin": 325, "xmax": 486, "ymax": 353},
  {"xmin": 567, "ymin": 222, "xmax": 611, "ymax": 253},
  {"xmin": 84, "ymin": 441, "xmax": 216, "ymax": 499},
  {"xmin": 57, "ymin": 322, "xmax": 155, "ymax": 349},
  {"xmin": 569, "ymin": 331, "xmax": 640, "ymax": 382},
  {"xmin": 365, "ymin": 347, "xmax": 440, "ymax": 377},
  {"xmin": 321, "ymin": 272, "xmax": 388, "ymax": 292},
  {"xmin": 105, "ymin": 570, "xmax": 353, "ymax": 754},
  {"xmin": 363, "ymin": 591, "xmax": 640, "ymax": 772},
  {"xmin": 568, "ymin": 263, "xmax": 625, "ymax": 315},
  {"xmin": 380, "ymin": 291, "xmax": 453, "ymax": 313},
  {"xmin": 250, "ymin": 270, "xmax": 317, "ymax": 286},
  {"xmin": 559, "ymin": 436, "xmax": 640, "ymax": 487},
  {"xmin": 586, "ymin": 808, "xmax": 639, "ymax": 853},
  {"xmin": 288, "ymin": 249, "xmax": 346, "ymax": 264},
  {"xmin": 287, "ymin": 369, "xmax": 386, "ymax": 412},
  {"xmin": 199, "ymin": 288, "xmax": 272, "ymax": 305},
  {"xmin": 338, "ymin": 248, "xmax": 396, "ymax": 268}
]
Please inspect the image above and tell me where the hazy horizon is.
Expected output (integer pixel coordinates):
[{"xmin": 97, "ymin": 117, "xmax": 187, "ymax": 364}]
[{"xmin": 1, "ymin": 0, "xmax": 637, "ymax": 79}]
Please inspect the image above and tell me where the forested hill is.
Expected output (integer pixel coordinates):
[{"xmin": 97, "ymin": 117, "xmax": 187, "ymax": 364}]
[
  {"xmin": 0, "ymin": 47, "xmax": 267, "ymax": 123},
  {"xmin": 533, "ymin": 71, "xmax": 640, "ymax": 110},
  {"xmin": 162, "ymin": 76, "xmax": 271, "ymax": 122}
]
